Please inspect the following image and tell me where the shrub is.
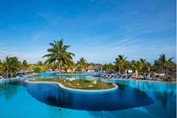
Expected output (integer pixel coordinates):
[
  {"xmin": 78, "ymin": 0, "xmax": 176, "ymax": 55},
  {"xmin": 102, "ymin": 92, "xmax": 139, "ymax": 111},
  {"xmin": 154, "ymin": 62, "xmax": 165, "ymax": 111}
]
[
  {"xmin": 163, "ymin": 77, "xmax": 172, "ymax": 82},
  {"xmin": 33, "ymin": 67, "xmax": 41, "ymax": 73},
  {"xmin": 29, "ymin": 65, "xmax": 46, "ymax": 73}
]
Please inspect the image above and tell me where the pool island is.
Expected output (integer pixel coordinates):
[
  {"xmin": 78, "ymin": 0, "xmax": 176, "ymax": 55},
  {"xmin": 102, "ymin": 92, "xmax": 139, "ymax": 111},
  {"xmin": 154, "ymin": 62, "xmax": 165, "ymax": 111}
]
[{"xmin": 27, "ymin": 78, "xmax": 118, "ymax": 92}]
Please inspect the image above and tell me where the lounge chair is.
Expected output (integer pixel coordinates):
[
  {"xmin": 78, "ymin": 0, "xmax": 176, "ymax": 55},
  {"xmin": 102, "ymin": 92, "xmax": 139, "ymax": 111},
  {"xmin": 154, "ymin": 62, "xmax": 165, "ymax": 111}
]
[
  {"xmin": 2, "ymin": 75, "xmax": 6, "ymax": 79},
  {"xmin": 102, "ymin": 75, "xmax": 106, "ymax": 78},
  {"xmin": 19, "ymin": 75, "xmax": 24, "ymax": 77},
  {"xmin": 127, "ymin": 75, "xmax": 131, "ymax": 79},
  {"xmin": 105, "ymin": 75, "xmax": 108, "ymax": 79},
  {"xmin": 116, "ymin": 75, "xmax": 121, "ymax": 79},
  {"xmin": 0, "ymin": 76, "xmax": 5, "ymax": 79},
  {"xmin": 122, "ymin": 75, "xmax": 126, "ymax": 79},
  {"xmin": 108, "ymin": 75, "xmax": 112, "ymax": 79},
  {"xmin": 113, "ymin": 74, "xmax": 118, "ymax": 79}
]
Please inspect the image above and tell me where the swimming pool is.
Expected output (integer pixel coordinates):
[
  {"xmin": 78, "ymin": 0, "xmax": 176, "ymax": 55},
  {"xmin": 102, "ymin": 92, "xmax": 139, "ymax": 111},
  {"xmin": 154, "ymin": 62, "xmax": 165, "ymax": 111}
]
[
  {"xmin": 32, "ymin": 72, "xmax": 94, "ymax": 79},
  {"xmin": 0, "ymin": 73, "xmax": 176, "ymax": 118}
]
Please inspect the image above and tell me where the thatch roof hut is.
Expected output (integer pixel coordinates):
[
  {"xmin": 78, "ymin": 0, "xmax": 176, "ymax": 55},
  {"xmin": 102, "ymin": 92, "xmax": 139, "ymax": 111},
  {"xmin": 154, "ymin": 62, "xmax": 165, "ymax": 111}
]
[
  {"xmin": 94, "ymin": 64, "xmax": 103, "ymax": 70},
  {"xmin": 86, "ymin": 64, "xmax": 103, "ymax": 72}
]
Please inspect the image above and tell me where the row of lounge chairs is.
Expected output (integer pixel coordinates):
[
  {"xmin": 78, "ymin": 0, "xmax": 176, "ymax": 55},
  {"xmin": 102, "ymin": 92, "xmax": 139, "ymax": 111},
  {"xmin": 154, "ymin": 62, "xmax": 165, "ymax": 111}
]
[
  {"xmin": 0, "ymin": 74, "xmax": 25, "ymax": 80},
  {"xmin": 101, "ymin": 74, "xmax": 131, "ymax": 79},
  {"xmin": 0, "ymin": 75, "xmax": 7, "ymax": 79}
]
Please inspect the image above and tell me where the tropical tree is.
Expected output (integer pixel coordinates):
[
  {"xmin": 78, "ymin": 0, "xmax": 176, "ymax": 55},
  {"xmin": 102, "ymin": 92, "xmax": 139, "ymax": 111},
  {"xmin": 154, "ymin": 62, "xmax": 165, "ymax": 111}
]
[
  {"xmin": 43, "ymin": 39, "xmax": 75, "ymax": 78},
  {"xmin": 58, "ymin": 59, "xmax": 75, "ymax": 73},
  {"xmin": 1, "ymin": 56, "xmax": 21, "ymax": 77},
  {"xmin": 33, "ymin": 66, "xmax": 43, "ymax": 73},
  {"xmin": 103, "ymin": 63, "xmax": 114, "ymax": 73},
  {"xmin": 29, "ymin": 64, "xmax": 46, "ymax": 73},
  {"xmin": 37, "ymin": 61, "xmax": 43, "ymax": 66},
  {"xmin": 131, "ymin": 60, "xmax": 142, "ymax": 72},
  {"xmin": 22, "ymin": 60, "xmax": 28, "ymax": 66},
  {"xmin": 0, "ymin": 59, "xmax": 3, "ymax": 75},
  {"xmin": 114, "ymin": 55, "xmax": 128, "ymax": 74},
  {"xmin": 154, "ymin": 54, "xmax": 175, "ymax": 77},
  {"xmin": 139, "ymin": 58, "xmax": 151, "ymax": 73},
  {"xmin": 22, "ymin": 60, "xmax": 28, "ymax": 70},
  {"xmin": 76, "ymin": 57, "xmax": 87, "ymax": 72},
  {"xmin": 145, "ymin": 62, "xmax": 151, "ymax": 73}
]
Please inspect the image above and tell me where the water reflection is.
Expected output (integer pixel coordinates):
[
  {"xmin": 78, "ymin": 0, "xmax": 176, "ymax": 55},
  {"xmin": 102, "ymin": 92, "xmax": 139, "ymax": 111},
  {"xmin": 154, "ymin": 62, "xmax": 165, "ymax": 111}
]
[
  {"xmin": 27, "ymin": 83, "xmax": 153, "ymax": 111},
  {"xmin": 114, "ymin": 80, "xmax": 176, "ymax": 118},
  {"xmin": 0, "ymin": 83, "xmax": 18, "ymax": 100}
]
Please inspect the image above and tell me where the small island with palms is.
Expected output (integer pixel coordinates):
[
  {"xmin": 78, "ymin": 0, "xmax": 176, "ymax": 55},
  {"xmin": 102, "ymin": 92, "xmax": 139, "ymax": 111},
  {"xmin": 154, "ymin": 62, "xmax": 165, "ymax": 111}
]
[
  {"xmin": 28, "ymin": 78, "xmax": 117, "ymax": 91},
  {"xmin": 26, "ymin": 39, "xmax": 117, "ymax": 91}
]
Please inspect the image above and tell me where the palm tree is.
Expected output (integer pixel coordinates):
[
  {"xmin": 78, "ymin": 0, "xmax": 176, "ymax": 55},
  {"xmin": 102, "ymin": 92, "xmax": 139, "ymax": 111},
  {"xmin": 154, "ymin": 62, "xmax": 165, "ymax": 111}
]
[
  {"xmin": 43, "ymin": 39, "xmax": 75, "ymax": 78},
  {"xmin": 0, "ymin": 59, "xmax": 3, "ymax": 75},
  {"xmin": 37, "ymin": 61, "xmax": 43, "ymax": 66},
  {"xmin": 1, "ymin": 56, "xmax": 20, "ymax": 77},
  {"xmin": 131, "ymin": 59, "xmax": 151, "ymax": 78},
  {"xmin": 155, "ymin": 54, "xmax": 174, "ymax": 77},
  {"xmin": 145, "ymin": 62, "xmax": 151, "ymax": 73},
  {"xmin": 60, "ymin": 59, "xmax": 74, "ymax": 73},
  {"xmin": 140, "ymin": 58, "xmax": 146, "ymax": 71},
  {"xmin": 114, "ymin": 55, "xmax": 128, "ymax": 74},
  {"xmin": 103, "ymin": 63, "xmax": 114, "ymax": 73},
  {"xmin": 22, "ymin": 60, "xmax": 28, "ymax": 69},
  {"xmin": 131, "ymin": 60, "xmax": 142, "ymax": 77},
  {"xmin": 139, "ymin": 58, "xmax": 151, "ymax": 73},
  {"xmin": 76, "ymin": 57, "xmax": 87, "ymax": 72}
]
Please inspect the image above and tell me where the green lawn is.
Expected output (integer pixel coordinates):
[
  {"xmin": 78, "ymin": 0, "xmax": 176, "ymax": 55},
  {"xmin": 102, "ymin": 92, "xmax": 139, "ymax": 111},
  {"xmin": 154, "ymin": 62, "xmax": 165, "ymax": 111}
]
[{"xmin": 30, "ymin": 78, "xmax": 114, "ymax": 90}]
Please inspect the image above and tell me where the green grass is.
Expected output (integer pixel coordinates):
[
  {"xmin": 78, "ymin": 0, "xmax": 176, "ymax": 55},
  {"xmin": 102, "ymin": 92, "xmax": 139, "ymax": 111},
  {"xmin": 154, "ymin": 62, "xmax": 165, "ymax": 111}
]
[{"xmin": 29, "ymin": 78, "xmax": 114, "ymax": 90}]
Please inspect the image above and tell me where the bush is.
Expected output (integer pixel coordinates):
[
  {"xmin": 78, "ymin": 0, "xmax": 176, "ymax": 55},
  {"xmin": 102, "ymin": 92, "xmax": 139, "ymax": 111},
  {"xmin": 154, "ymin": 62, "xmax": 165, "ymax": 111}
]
[
  {"xmin": 33, "ymin": 67, "xmax": 42, "ymax": 73},
  {"xmin": 163, "ymin": 77, "xmax": 172, "ymax": 82},
  {"xmin": 29, "ymin": 64, "xmax": 46, "ymax": 73}
]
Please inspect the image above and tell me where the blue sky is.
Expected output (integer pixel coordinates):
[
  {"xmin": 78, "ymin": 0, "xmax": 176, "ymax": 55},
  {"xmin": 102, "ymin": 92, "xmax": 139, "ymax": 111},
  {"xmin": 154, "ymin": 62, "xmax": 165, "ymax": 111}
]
[{"xmin": 0, "ymin": 0, "xmax": 176, "ymax": 64}]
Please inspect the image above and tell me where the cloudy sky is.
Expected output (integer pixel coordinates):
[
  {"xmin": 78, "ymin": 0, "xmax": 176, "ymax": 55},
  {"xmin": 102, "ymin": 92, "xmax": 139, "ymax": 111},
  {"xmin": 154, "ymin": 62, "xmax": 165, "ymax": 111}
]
[{"xmin": 0, "ymin": 0, "xmax": 176, "ymax": 64}]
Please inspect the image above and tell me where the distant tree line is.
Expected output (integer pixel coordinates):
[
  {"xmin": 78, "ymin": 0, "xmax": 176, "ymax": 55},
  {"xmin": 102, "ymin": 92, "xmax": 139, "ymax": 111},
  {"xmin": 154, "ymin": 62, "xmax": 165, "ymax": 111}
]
[{"xmin": 0, "ymin": 39, "xmax": 176, "ymax": 80}]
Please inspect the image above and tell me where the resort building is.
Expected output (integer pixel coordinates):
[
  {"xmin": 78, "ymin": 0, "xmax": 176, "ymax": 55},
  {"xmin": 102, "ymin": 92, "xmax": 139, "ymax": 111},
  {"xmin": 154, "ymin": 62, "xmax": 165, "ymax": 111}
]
[{"xmin": 86, "ymin": 65, "xmax": 103, "ymax": 72}]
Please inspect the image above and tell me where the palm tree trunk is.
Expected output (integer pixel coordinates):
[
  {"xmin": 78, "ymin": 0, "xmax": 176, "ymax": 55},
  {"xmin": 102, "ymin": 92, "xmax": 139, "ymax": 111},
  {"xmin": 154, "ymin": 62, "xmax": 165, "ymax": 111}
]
[
  {"xmin": 58, "ymin": 62, "xmax": 61, "ymax": 79},
  {"xmin": 165, "ymin": 67, "xmax": 167, "ymax": 78},
  {"xmin": 53, "ymin": 61, "xmax": 55, "ymax": 71},
  {"xmin": 135, "ymin": 70, "xmax": 138, "ymax": 78},
  {"xmin": 6, "ymin": 71, "xmax": 8, "ymax": 78}
]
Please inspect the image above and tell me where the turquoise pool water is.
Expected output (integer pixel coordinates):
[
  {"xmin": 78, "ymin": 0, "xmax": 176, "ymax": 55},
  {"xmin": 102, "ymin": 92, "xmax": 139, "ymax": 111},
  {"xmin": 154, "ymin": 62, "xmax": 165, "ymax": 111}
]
[
  {"xmin": 0, "ymin": 73, "xmax": 176, "ymax": 118},
  {"xmin": 32, "ymin": 72, "xmax": 94, "ymax": 79}
]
